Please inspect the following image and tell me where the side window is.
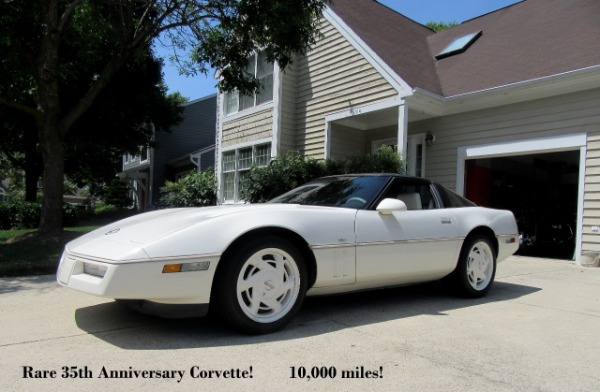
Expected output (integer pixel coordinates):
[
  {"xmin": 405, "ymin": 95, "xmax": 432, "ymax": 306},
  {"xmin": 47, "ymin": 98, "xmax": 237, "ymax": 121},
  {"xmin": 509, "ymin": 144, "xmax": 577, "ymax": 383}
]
[
  {"xmin": 380, "ymin": 179, "xmax": 436, "ymax": 210},
  {"xmin": 435, "ymin": 184, "xmax": 475, "ymax": 208}
]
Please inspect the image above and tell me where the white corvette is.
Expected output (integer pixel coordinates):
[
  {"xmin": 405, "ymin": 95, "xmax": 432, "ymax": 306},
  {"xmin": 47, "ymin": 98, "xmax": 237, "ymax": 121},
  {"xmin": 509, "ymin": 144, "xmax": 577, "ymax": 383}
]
[{"xmin": 57, "ymin": 174, "xmax": 518, "ymax": 334}]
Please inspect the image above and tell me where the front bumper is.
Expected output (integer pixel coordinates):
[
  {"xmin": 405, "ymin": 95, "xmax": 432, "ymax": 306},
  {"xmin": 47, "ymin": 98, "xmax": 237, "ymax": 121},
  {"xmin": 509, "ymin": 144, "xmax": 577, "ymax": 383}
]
[{"xmin": 57, "ymin": 250, "xmax": 218, "ymax": 305}]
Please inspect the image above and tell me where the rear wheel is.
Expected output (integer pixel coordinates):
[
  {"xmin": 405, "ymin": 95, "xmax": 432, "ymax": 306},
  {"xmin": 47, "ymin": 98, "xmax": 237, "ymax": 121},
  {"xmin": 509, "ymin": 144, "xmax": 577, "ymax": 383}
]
[
  {"xmin": 451, "ymin": 235, "xmax": 496, "ymax": 298},
  {"xmin": 212, "ymin": 237, "xmax": 307, "ymax": 334}
]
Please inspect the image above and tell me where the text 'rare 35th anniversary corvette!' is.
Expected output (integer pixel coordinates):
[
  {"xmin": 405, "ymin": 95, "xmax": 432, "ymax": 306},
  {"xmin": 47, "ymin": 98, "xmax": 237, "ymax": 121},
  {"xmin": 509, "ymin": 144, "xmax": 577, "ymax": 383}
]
[{"xmin": 57, "ymin": 174, "xmax": 519, "ymax": 334}]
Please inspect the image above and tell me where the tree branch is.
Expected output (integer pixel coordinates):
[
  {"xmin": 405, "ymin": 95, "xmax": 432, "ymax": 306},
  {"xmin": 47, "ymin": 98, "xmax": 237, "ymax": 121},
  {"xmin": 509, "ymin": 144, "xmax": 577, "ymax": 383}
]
[
  {"xmin": 58, "ymin": 0, "xmax": 84, "ymax": 33},
  {"xmin": 0, "ymin": 96, "xmax": 42, "ymax": 120}
]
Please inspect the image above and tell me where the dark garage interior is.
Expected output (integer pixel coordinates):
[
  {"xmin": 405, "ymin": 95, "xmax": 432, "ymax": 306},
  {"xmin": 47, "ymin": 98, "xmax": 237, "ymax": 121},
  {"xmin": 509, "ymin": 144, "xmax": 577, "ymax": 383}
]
[{"xmin": 465, "ymin": 151, "xmax": 579, "ymax": 260}]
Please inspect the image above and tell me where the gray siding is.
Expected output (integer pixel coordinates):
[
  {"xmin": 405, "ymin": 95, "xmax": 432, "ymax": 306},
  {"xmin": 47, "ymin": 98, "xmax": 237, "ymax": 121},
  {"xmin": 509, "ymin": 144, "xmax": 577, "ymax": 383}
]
[{"xmin": 152, "ymin": 95, "xmax": 217, "ymax": 204}]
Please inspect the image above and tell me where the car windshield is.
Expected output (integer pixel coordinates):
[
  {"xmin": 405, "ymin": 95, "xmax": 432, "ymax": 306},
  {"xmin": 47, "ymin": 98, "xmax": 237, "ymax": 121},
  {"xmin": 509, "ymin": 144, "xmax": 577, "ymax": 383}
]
[{"xmin": 268, "ymin": 176, "xmax": 389, "ymax": 209}]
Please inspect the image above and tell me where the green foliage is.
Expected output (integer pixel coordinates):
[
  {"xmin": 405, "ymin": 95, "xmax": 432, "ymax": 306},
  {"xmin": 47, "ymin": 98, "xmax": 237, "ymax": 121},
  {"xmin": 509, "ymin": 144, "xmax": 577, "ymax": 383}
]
[
  {"xmin": 425, "ymin": 21, "xmax": 459, "ymax": 32},
  {"xmin": 0, "ymin": 201, "xmax": 81, "ymax": 229},
  {"xmin": 0, "ymin": 0, "xmax": 327, "ymax": 233},
  {"xmin": 103, "ymin": 179, "xmax": 132, "ymax": 209},
  {"xmin": 93, "ymin": 204, "xmax": 118, "ymax": 216},
  {"xmin": 160, "ymin": 170, "xmax": 217, "ymax": 207},
  {"xmin": 241, "ymin": 146, "xmax": 405, "ymax": 203}
]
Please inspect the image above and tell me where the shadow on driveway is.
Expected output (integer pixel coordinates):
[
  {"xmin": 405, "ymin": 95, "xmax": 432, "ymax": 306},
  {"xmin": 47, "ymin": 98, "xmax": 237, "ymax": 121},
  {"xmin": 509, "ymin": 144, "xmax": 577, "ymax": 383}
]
[{"xmin": 74, "ymin": 280, "xmax": 539, "ymax": 350}]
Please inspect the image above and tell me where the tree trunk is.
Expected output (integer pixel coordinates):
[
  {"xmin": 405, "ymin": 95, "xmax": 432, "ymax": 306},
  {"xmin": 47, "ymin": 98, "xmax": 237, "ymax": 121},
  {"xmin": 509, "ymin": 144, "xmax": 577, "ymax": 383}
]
[
  {"xmin": 24, "ymin": 126, "xmax": 42, "ymax": 202},
  {"xmin": 38, "ymin": 123, "xmax": 65, "ymax": 234},
  {"xmin": 24, "ymin": 166, "xmax": 41, "ymax": 202}
]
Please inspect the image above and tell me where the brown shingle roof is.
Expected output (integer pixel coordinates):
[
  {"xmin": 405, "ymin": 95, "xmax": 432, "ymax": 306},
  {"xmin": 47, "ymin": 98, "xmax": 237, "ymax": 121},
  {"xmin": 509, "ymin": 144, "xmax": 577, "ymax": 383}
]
[
  {"xmin": 329, "ymin": 0, "xmax": 600, "ymax": 97},
  {"xmin": 430, "ymin": 0, "xmax": 600, "ymax": 96}
]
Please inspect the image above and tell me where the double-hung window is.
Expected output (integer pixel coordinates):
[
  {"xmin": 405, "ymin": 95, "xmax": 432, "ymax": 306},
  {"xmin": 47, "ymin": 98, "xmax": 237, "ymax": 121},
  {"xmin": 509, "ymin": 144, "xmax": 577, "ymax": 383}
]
[
  {"xmin": 222, "ymin": 143, "xmax": 272, "ymax": 202},
  {"xmin": 224, "ymin": 51, "xmax": 274, "ymax": 116}
]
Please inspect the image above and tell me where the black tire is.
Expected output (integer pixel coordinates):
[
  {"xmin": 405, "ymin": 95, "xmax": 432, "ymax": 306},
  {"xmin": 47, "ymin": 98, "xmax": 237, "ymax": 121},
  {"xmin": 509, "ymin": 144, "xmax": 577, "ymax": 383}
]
[
  {"xmin": 450, "ymin": 235, "xmax": 497, "ymax": 298},
  {"xmin": 212, "ymin": 236, "xmax": 307, "ymax": 334}
]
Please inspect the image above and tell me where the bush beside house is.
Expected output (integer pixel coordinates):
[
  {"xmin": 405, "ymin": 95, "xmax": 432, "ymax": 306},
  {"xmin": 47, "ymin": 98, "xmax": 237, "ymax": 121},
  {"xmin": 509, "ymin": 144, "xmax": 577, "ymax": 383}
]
[
  {"xmin": 160, "ymin": 170, "xmax": 217, "ymax": 207},
  {"xmin": 242, "ymin": 146, "xmax": 405, "ymax": 203}
]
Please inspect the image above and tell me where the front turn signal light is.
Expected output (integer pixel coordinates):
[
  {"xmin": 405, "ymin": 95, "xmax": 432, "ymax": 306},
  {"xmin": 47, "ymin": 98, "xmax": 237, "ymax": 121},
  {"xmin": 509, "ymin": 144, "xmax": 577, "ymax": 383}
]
[{"xmin": 162, "ymin": 261, "xmax": 210, "ymax": 273}]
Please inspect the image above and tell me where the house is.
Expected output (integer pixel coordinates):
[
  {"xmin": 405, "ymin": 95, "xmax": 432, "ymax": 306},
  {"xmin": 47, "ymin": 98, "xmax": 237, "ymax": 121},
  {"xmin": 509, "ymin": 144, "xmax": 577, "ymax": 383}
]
[
  {"xmin": 121, "ymin": 94, "xmax": 217, "ymax": 210},
  {"xmin": 214, "ymin": 0, "xmax": 600, "ymax": 263}
]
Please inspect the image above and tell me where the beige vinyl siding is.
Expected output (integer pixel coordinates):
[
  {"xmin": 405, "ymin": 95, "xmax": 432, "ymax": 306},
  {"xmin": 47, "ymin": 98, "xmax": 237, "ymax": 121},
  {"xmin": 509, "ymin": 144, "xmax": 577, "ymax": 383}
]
[
  {"xmin": 410, "ymin": 88, "xmax": 600, "ymax": 253},
  {"xmin": 221, "ymin": 108, "xmax": 274, "ymax": 148},
  {"xmin": 583, "ymin": 129, "xmax": 600, "ymax": 251},
  {"xmin": 330, "ymin": 124, "xmax": 368, "ymax": 158},
  {"xmin": 294, "ymin": 18, "xmax": 397, "ymax": 158}
]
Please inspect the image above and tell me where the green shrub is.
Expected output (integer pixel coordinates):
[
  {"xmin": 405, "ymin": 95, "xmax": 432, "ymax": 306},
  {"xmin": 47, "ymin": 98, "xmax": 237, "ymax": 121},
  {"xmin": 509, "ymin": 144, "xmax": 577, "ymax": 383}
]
[
  {"xmin": 240, "ymin": 151, "xmax": 325, "ymax": 203},
  {"xmin": 160, "ymin": 170, "xmax": 217, "ymax": 207},
  {"xmin": 104, "ymin": 179, "xmax": 132, "ymax": 209},
  {"xmin": 92, "ymin": 203, "xmax": 135, "ymax": 221},
  {"xmin": 0, "ymin": 201, "xmax": 40, "ymax": 229},
  {"xmin": 241, "ymin": 146, "xmax": 405, "ymax": 203},
  {"xmin": 94, "ymin": 204, "xmax": 118, "ymax": 216},
  {"xmin": 0, "ymin": 203, "xmax": 12, "ymax": 229},
  {"xmin": 0, "ymin": 201, "xmax": 84, "ymax": 229}
]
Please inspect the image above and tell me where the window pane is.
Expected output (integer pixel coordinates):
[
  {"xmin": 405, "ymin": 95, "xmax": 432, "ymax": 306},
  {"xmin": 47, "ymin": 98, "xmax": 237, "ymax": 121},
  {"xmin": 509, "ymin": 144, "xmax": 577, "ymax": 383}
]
[
  {"xmin": 224, "ymin": 91, "xmax": 239, "ymax": 115},
  {"xmin": 222, "ymin": 151, "xmax": 235, "ymax": 172},
  {"xmin": 257, "ymin": 51, "xmax": 272, "ymax": 78},
  {"xmin": 223, "ymin": 172, "xmax": 235, "ymax": 200},
  {"xmin": 415, "ymin": 143, "xmax": 423, "ymax": 177},
  {"xmin": 246, "ymin": 54, "xmax": 257, "ymax": 76},
  {"xmin": 254, "ymin": 143, "xmax": 271, "ymax": 167},
  {"xmin": 256, "ymin": 51, "xmax": 274, "ymax": 105},
  {"xmin": 239, "ymin": 93, "xmax": 255, "ymax": 111},
  {"xmin": 238, "ymin": 148, "xmax": 253, "ymax": 170},
  {"xmin": 239, "ymin": 169, "xmax": 251, "ymax": 195},
  {"xmin": 256, "ymin": 74, "xmax": 273, "ymax": 105}
]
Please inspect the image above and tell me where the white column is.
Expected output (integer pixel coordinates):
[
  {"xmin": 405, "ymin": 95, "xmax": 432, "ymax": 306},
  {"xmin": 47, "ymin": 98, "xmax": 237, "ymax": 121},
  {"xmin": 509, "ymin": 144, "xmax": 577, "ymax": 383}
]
[
  {"xmin": 397, "ymin": 102, "xmax": 408, "ymax": 161},
  {"xmin": 271, "ymin": 63, "xmax": 283, "ymax": 158}
]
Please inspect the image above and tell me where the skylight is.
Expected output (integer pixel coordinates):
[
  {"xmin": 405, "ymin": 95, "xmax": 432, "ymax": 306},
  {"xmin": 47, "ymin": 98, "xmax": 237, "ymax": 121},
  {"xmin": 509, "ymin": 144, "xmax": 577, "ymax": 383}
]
[{"xmin": 435, "ymin": 31, "xmax": 482, "ymax": 60}]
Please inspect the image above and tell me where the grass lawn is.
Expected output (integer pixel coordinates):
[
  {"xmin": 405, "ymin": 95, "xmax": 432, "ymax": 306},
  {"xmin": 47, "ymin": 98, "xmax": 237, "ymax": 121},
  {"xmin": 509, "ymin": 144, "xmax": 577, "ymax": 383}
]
[{"xmin": 0, "ymin": 225, "xmax": 102, "ymax": 277}]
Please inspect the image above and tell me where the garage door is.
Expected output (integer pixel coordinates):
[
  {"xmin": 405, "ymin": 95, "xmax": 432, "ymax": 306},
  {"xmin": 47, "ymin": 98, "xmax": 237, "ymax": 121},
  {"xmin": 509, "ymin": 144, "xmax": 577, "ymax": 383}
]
[
  {"xmin": 457, "ymin": 133, "xmax": 586, "ymax": 262},
  {"xmin": 465, "ymin": 151, "xmax": 579, "ymax": 259}
]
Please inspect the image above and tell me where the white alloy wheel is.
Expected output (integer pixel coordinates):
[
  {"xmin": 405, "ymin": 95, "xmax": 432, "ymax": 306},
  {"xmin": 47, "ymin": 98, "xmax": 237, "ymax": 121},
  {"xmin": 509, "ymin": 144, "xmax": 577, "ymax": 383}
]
[
  {"xmin": 236, "ymin": 247, "xmax": 301, "ymax": 323},
  {"xmin": 213, "ymin": 236, "xmax": 307, "ymax": 334},
  {"xmin": 466, "ymin": 240, "xmax": 494, "ymax": 291},
  {"xmin": 451, "ymin": 235, "xmax": 497, "ymax": 298}
]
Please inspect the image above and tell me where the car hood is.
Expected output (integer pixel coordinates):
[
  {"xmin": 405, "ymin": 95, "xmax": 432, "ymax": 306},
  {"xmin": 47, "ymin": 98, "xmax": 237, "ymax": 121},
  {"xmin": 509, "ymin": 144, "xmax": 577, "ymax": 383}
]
[{"xmin": 66, "ymin": 204, "xmax": 339, "ymax": 261}]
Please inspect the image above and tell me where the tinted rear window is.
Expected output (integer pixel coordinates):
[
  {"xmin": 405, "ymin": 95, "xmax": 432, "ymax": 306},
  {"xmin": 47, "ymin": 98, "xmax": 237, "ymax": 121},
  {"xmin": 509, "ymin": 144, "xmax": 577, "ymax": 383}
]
[{"xmin": 435, "ymin": 184, "xmax": 475, "ymax": 208}]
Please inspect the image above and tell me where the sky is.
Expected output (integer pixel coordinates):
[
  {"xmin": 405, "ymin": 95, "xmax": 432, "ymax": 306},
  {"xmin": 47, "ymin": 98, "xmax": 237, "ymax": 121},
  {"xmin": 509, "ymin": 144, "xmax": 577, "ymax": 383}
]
[{"xmin": 156, "ymin": 0, "xmax": 522, "ymax": 101}]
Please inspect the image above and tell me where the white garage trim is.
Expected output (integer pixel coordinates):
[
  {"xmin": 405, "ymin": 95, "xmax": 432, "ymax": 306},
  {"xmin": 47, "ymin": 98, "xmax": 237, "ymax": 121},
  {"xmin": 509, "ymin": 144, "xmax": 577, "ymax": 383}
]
[{"xmin": 456, "ymin": 133, "xmax": 587, "ymax": 264}]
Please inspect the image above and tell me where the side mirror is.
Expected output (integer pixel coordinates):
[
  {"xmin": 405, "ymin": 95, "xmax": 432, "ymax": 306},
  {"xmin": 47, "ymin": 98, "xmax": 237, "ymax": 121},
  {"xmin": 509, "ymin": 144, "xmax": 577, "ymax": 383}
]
[{"xmin": 376, "ymin": 198, "xmax": 407, "ymax": 215}]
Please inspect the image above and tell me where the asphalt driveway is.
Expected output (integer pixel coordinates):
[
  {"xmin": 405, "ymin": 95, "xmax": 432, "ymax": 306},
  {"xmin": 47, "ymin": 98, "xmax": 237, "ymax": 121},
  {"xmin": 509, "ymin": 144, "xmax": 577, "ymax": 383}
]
[{"xmin": 1, "ymin": 256, "xmax": 599, "ymax": 391}]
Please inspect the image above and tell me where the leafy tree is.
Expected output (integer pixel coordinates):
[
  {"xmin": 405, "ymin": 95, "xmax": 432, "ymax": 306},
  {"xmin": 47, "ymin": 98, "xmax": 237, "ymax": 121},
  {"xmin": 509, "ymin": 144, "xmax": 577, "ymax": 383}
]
[
  {"xmin": 1, "ymin": 51, "xmax": 182, "ymax": 203},
  {"xmin": 0, "ymin": 0, "xmax": 327, "ymax": 233},
  {"xmin": 425, "ymin": 21, "xmax": 459, "ymax": 32}
]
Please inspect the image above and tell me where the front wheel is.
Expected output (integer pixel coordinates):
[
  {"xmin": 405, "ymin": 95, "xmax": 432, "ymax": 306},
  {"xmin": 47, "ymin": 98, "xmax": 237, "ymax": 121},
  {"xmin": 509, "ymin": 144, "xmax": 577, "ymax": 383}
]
[
  {"xmin": 451, "ymin": 235, "xmax": 496, "ymax": 298},
  {"xmin": 212, "ymin": 237, "xmax": 307, "ymax": 334}
]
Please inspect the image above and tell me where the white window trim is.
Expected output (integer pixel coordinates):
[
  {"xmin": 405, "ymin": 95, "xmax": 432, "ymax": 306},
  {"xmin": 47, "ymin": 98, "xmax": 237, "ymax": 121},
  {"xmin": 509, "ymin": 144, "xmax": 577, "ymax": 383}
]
[{"xmin": 456, "ymin": 133, "xmax": 587, "ymax": 264}]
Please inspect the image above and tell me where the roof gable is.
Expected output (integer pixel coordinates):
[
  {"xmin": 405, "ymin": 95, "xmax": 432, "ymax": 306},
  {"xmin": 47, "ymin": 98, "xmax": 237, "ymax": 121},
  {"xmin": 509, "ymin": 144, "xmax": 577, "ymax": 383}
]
[{"xmin": 328, "ymin": 0, "xmax": 442, "ymax": 95}]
